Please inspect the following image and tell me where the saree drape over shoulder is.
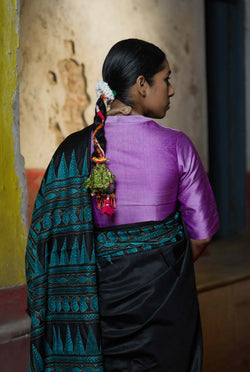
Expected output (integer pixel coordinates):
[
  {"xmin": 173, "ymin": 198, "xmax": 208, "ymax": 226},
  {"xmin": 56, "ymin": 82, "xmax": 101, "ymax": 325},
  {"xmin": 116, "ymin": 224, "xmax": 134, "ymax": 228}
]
[
  {"xmin": 26, "ymin": 119, "xmax": 218, "ymax": 371},
  {"xmin": 25, "ymin": 126, "xmax": 103, "ymax": 372}
]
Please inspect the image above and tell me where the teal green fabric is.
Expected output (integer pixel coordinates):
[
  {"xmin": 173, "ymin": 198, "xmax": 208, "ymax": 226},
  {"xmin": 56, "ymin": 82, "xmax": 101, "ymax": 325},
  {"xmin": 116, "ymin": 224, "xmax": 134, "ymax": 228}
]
[
  {"xmin": 95, "ymin": 211, "xmax": 184, "ymax": 264},
  {"xmin": 25, "ymin": 126, "xmax": 103, "ymax": 372}
]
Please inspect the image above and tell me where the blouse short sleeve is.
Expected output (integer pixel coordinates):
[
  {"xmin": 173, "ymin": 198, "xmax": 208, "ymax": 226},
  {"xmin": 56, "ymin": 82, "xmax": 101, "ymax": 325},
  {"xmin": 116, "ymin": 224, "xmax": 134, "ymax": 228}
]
[{"xmin": 176, "ymin": 132, "xmax": 220, "ymax": 239}]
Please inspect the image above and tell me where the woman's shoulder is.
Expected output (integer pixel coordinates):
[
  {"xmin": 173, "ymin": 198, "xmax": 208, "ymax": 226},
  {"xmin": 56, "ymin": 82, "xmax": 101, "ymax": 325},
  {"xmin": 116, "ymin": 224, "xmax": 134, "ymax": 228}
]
[
  {"xmin": 46, "ymin": 124, "xmax": 94, "ymax": 175},
  {"xmin": 145, "ymin": 118, "xmax": 187, "ymax": 142},
  {"xmin": 55, "ymin": 124, "xmax": 93, "ymax": 155},
  {"xmin": 145, "ymin": 120, "xmax": 198, "ymax": 159}
]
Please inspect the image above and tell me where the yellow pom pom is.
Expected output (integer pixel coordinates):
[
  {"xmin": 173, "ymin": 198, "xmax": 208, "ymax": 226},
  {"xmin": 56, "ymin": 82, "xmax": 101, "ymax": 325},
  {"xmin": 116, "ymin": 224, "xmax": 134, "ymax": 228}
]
[{"xmin": 91, "ymin": 157, "xmax": 108, "ymax": 163}]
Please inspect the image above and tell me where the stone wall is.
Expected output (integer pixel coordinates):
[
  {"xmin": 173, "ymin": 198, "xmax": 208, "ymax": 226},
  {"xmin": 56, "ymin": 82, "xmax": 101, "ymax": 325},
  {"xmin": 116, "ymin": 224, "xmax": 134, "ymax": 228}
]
[{"xmin": 20, "ymin": 0, "xmax": 208, "ymax": 169}]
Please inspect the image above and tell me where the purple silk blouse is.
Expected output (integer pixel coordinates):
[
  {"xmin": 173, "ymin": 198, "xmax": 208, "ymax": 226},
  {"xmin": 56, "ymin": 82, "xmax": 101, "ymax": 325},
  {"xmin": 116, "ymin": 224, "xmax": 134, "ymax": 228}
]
[{"xmin": 91, "ymin": 115, "xmax": 219, "ymax": 240}]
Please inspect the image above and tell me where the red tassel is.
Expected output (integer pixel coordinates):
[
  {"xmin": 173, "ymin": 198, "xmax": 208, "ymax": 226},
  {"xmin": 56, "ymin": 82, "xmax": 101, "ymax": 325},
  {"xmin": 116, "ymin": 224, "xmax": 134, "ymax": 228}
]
[
  {"xmin": 101, "ymin": 205, "xmax": 115, "ymax": 216},
  {"xmin": 100, "ymin": 197, "xmax": 115, "ymax": 216}
]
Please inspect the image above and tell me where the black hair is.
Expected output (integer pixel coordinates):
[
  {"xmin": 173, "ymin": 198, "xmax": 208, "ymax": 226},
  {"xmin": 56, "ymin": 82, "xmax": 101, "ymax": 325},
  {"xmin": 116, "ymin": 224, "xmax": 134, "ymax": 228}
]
[
  {"xmin": 92, "ymin": 38, "xmax": 166, "ymax": 158},
  {"xmin": 103, "ymin": 38, "xmax": 166, "ymax": 105}
]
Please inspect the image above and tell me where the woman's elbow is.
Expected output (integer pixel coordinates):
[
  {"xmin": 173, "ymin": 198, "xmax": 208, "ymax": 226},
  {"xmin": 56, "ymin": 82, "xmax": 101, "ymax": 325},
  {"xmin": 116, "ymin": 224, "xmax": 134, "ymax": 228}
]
[
  {"xmin": 200, "ymin": 236, "xmax": 212, "ymax": 246},
  {"xmin": 191, "ymin": 236, "xmax": 212, "ymax": 248},
  {"xmin": 190, "ymin": 236, "xmax": 212, "ymax": 261}
]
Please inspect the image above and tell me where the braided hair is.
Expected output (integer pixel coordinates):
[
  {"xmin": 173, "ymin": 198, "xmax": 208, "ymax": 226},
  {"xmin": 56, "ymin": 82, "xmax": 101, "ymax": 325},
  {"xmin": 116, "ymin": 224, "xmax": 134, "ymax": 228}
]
[
  {"xmin": 86, "ymin": 39, "xmax": 166, "ymax": 215},
  {"xmin": 92, "ymin": 96, "xmax": 107, "ymax": 160}
]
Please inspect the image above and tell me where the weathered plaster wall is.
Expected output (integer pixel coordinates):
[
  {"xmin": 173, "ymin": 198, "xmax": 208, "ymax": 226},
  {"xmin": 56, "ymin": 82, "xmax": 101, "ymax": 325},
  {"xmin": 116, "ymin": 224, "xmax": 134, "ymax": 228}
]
[
  {"xmin": 0, "ymin": 0, "xmax": 27, "ymax": 287},
  {"xmin": 20, "ymin": 0, "xmax": 208, "ymax": 169},
  {"xmin": 246, "ymin": 0, "xmax": 250, "ymax": 172}
]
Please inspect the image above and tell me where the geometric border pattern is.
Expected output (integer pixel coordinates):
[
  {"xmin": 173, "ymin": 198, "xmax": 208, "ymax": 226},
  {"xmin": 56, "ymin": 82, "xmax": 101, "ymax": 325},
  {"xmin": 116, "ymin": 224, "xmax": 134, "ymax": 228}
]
[{"xmin": 25, "ymin": 126, "xmax": 104, "ymax": 371}]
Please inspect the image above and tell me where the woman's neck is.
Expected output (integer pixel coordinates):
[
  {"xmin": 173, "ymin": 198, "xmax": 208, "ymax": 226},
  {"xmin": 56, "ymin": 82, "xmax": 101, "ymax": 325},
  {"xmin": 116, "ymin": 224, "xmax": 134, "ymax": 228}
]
[{"xmin": 107, "ymin": 99, "xmax": 140, "ymax": 116}]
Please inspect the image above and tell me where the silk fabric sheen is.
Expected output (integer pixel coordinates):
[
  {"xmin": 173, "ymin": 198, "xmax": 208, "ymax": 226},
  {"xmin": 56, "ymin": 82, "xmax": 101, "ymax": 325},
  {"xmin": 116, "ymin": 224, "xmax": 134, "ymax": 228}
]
[
  {"xmin": 92, "ymin": 115, "xmax": 219, "ymax": 239},
  {"xmin": 95, "ymin": 213, "xmax": 202, "ymax": 372}
]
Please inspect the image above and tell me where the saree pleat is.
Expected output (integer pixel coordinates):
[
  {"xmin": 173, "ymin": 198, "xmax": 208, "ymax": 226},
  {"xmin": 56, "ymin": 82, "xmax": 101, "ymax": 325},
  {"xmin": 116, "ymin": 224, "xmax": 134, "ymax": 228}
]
[{"xmin": 95, "ymin": 212, "xmax": 203, "ymax": 372}]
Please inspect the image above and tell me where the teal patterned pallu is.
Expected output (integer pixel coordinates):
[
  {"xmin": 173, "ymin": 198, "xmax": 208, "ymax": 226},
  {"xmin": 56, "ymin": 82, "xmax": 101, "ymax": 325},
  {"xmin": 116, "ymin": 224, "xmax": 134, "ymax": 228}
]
[{"xmin": 25, "ymin": 126, "xmax": 103, "ymax": 372}]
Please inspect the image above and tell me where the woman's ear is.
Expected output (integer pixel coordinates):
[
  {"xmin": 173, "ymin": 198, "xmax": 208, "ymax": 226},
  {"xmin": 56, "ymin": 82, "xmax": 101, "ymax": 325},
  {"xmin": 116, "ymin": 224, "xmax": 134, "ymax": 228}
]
[{"xmin": 136, "ymin": 75, "xmax": 147, "ymax": 97}]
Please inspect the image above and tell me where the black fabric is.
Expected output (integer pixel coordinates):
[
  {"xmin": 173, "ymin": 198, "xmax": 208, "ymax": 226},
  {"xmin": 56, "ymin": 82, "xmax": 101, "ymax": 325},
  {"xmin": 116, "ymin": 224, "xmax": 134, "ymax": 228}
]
[{"xmin": 95, "ymin": 215, "xmax": 203, "ymax": 372}]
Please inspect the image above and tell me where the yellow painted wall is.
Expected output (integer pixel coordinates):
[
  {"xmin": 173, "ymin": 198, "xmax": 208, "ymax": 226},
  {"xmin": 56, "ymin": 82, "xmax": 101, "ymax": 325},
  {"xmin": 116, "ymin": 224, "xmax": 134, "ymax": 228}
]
[{"xmin": 0, "ymin": 0, "xmax": 27, "ymax": 286}]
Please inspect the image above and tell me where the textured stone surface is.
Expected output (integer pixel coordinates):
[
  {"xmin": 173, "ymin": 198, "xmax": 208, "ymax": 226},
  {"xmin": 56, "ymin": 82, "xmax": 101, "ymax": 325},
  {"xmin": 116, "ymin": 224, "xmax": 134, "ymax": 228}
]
[{"xmin": 20, "ymin": 0, "xmax": 208, "ymax": 169}]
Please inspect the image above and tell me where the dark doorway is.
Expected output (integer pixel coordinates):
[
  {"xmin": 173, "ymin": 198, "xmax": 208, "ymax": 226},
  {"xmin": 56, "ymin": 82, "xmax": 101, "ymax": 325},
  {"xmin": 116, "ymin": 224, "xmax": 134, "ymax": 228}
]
[{"xmin": 205, "ymin": 0, "xmax": 246, "ymax": 237}]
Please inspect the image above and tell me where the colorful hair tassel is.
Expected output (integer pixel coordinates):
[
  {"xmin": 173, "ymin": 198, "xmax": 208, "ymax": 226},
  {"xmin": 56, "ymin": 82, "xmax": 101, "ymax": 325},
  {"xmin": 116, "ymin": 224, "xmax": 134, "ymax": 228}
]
[{"xmin": 83, "ymin": 85, "xmax": 116, "ymax": 216}]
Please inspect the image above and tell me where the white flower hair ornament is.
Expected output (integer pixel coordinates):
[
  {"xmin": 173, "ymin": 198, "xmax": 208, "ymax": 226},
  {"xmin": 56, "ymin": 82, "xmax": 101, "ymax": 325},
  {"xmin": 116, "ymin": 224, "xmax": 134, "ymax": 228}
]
[{"xmin": 95, "ymin": 80, "xmax": 116, "ymax": 106}]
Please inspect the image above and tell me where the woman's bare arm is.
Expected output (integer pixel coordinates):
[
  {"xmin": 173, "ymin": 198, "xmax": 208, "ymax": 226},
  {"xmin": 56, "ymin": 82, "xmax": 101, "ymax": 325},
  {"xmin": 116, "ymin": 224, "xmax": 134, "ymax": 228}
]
[{"xmin": 190, "ymin": 237, "xmax": 212, "ymax": 262}]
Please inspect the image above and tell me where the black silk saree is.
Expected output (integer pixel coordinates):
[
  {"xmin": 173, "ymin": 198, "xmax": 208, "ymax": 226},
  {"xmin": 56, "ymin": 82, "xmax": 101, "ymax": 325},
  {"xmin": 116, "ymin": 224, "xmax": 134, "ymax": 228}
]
[
  {"xmin": 95, "ymin": 212, "xmax": 202, "ymax": 372},
  {"xmin": 26, "ymin": 125, "xmax": 202, "ymax": 372}
]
